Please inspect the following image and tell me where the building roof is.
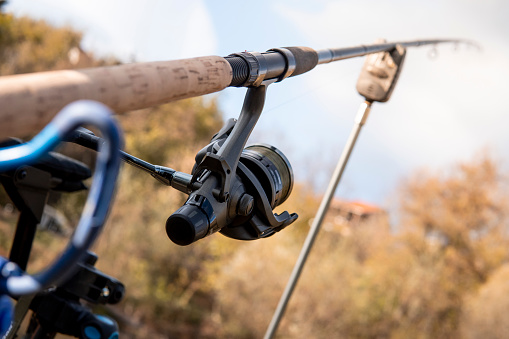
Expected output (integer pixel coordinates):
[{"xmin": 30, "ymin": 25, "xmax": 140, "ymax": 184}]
[{"xmin": 329, "ymin": 199, "xmax": 384, "ymax": 216}]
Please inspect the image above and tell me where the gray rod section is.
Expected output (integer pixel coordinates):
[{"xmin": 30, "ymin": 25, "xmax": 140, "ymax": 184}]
[
  {"xmin": 316, "ymin": 39, "xmax": 477, "ymax": 64},
  {"xmin": 264, "ymin": 100, "xmax": 372, "ymax": 339}
]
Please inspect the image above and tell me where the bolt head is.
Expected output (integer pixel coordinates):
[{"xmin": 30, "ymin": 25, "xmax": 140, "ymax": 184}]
[
  {"xmin": 16, "ymin": 170, "xmax": 27, "ymax": 180},
  {"xmin": 238, "ymin": 194, "xmax": 254, "ymax": 216},
  {"xmin": 101, "ymin": 287, "xmax": 110, "ymax": 298}
]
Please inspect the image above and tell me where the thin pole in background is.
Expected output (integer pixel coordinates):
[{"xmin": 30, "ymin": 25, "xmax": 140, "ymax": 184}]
[{"xmin": 264, "ymin": 100, "xmax": 372, "ymax": 339}]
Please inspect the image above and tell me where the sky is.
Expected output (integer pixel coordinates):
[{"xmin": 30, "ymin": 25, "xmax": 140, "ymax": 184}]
[{"xmin": 5, "ymin": 0, "xmax": 509, "ymax": 208}]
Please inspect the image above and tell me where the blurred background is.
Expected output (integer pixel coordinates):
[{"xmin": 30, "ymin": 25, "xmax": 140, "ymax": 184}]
[{"xmin": 1, "ymin": 0, "xmax": 509, "ymax": 338}]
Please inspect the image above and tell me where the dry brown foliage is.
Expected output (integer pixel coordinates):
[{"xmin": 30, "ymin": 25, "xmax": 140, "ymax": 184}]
[
  {"xmin": 3, "ymin": 13, "xmax": 509, "ymax": 339},
  {"xmin": 209, "ymin": 155, "xmax": 509, "ymax": 339}
]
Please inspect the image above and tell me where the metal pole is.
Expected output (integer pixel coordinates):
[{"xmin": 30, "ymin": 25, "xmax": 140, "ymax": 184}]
[{"xmin": 264, "ymin": 100, "xmax": 373, "ymax": 339}]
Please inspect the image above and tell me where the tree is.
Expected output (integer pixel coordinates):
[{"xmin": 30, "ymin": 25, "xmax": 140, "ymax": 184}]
[
  {"xmin": 461, "ymin": 264, "xmax": 509, "ymax": 339},
  {"xmin": 209, "ymin": 155, "xmax": 509, "ymax": 339},
  {"xmin": 0, "ymin": 13, "xmax": 116, "ymax": 76},
  {"xmin": 0, "ymin": 13, "xmax": 225, "ymax": 338},
  {"xmin": 400, "ymin": 156, "xmax": 509, "ymax": 285},
  {"xmin": 81, "ymin": 98, "xmax": 226, "ymax": 337}
]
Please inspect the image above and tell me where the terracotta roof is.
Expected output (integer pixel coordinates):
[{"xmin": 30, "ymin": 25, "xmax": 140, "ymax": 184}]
[{"xmin": 329, "ymin": 199, "xmax": 384, "ymax": 216}]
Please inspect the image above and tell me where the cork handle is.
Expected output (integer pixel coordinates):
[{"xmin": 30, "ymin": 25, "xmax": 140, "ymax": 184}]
[{"xmin": 0, "ymin": 55, "xmax": 232, "ymax": 138}]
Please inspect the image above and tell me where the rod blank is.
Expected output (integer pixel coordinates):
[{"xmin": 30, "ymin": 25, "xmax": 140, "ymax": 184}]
[{"xmin": 317, "ymin": 39, "xmax": 476, "ymax": 64}]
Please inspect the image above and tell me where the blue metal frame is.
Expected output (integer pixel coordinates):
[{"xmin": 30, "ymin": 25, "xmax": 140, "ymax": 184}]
[{"xmin": 0, "ymin": 100, "xmax": 122, "ymax": 297}]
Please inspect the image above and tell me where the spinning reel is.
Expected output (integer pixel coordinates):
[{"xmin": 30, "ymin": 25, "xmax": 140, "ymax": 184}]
[
  {"xmin": 67, "ymin": 86, "xmax": 298, "ymax": 247},
  {"xmin": 166, "ymin": 85, "xmax": 298, "ymax": 245}
]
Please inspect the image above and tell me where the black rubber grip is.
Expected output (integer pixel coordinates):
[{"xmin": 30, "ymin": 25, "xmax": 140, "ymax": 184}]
[
  {"xmin": 284, "ymin": 46, "xmax": 318, "ymax": 77},
  {"xmin": 225, "ymin": 56, "xmax": 249, "ymax": 87}
]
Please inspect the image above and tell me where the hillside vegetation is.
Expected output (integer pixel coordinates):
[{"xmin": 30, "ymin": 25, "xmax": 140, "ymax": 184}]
[{"xmin": 1, "ymin": 13, "xmax": 509, "ymax": 338}]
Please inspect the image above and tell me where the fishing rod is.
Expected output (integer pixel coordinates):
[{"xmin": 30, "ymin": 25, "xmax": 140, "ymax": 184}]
[
  {"xmin": 265, "ymin": 43, "xmax": 408, "ymax": 338},
  {"xmin": 0, "ymin": 38, "xmax": 475, "ymax": 338},
  {"xmin": 226, "ymin": 38, "xmax": 476, "ymax": 86},
  {"xmin": 0, "ymin": 38, "xmax": 473, "ymax": 248},
  {"xmin": 0, "ymin": 35, "xmax": 477, "ymax": 339},
  {"xmin": 0, "ymin": 39, "xmax": 476, "ymax": 138}
]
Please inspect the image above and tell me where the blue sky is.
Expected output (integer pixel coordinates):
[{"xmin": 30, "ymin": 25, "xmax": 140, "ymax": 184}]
[{"xmin": 6, "ymin": 0, "xmax": 509, "ymax": 207}]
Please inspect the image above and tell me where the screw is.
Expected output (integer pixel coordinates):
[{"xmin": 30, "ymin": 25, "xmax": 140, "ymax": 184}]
[
  {"xmin": 237, "ymin": 194, "xmax": 254, "ymax": 216},
  {"xmin": 101, "ymin": 287, "xmax": 110, "ymax": 298},
  {"xmin": 16, "ymin": 170, "xmax": 27, "ymax": 181}
]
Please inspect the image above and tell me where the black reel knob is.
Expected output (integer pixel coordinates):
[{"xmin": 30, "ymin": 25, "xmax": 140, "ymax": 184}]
[{"xmin": 166, "ymin": 198, "xmax": 213, "ymax": 246}]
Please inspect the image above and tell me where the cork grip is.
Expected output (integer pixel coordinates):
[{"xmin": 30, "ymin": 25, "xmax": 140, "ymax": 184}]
[{"xmin": 0, "ymin": 56, "xmax": 232, "ymax": 138}]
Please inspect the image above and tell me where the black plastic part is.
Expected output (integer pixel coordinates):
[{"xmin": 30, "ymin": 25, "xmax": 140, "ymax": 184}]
[
  {"xmin": 263, "ymin": 52, "xmax": 288, "ymax": 79},
  {"xmin": 225, "ymin": 56, "xmax": 250, "ymax": 87},
  {"xmin": 61, "ymin": 252, "xmax": 125, "ymax": 305},
  {"xmin": 28, "ymin": 292, "xmax": 119, "ymax": 339},
  {"xmin": 0, "ymin": 137, "xmax": 92, "ymax": 186},
  {"xmin": 219, "ymin": 162, "xmax": 298, "ymax": 241},
  {"xmin": 225, "ymin": 47, "xmax": 316, "ymax": 87},
  {"xmin": 166, "ymin": 204, "xmax": 210, "ymax": 246},
  {"xmin": 1, "ymin": 166, "xmax": 52, "ymax": 270},
  {"xmin": 9, "ymin": 212, "xmax": 39, "ymax": 271},
  {"xmin": 66, "ymin": 127, "xmax": 101, "ymax": 151},
  {"xmin": 38, "ymin": 152, "xmax": 91, "ymax": 184},
  {"xmin": 226, "ymin": 52, "xmax": 288, "ymax": 87},
  {"xmin": 284, "ymin": 46, "xmax": 318, "ymax": 77},
  {"xmin": 68, "ymin": 128, "xmax": 194, "ymax": 192},
  {"xmin": 0, "ymin": 139, "xmax": 92, "ymax": 270},
  {"xmin": 18, "ymin": 251, "xmax": 124, "ymax": 338}
]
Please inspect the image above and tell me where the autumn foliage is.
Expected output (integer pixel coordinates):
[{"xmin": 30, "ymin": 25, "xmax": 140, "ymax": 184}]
[{"xmin": 2, "ymin": 13, "xmax": 509, "ymax": 339}]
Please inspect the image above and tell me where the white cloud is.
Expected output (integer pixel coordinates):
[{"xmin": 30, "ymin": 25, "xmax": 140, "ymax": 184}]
[
  {"xmin": 272, "ymin": 0, "xmax": 509, "ymax": 202},
  {"xmin": 6, "ymin": 0, "xmax": 218, "ymax": 61},
  {"xmin": 179, "ymin": 2, "xmax": 217, "ymax": 59}
]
